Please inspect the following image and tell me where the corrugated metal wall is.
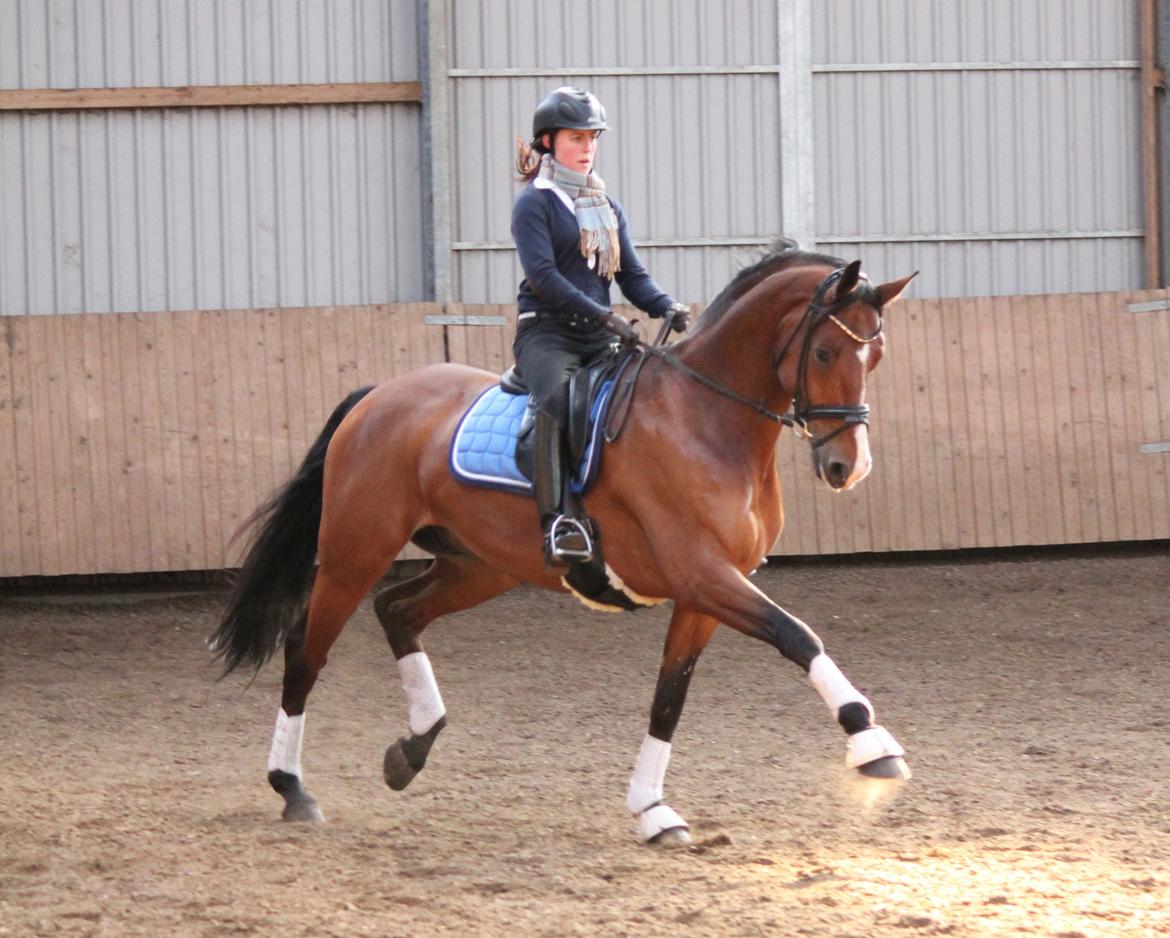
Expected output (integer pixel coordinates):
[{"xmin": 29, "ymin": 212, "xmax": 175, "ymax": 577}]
[
  {"xmin": 0, "ymin": 1, "xmax": 1151, "ymax": 312},
  {"xmin": 445, "ymin": 0, "xmax": 1143, "ymax": 305},
  {"xmin": 813, "ymin": 0, "xmax": 1144, "ymax": 299},
  {"xmin": 446, "ymin": 0, "xmax": 788, "ymax": 305},
  {"xmin": 0, "ymin": 0, "xmax": 423, "ymax": 316}
]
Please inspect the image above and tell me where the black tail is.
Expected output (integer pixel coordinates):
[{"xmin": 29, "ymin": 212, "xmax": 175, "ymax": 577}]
[{"xmin": 210, "ymin": 385, "xmax": 376, "ymax": 675}]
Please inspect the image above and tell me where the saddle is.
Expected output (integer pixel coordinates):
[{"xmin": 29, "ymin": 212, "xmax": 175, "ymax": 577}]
[
  {"xmin": 503, "ymin": 347, "xmax": 630, "ymax": 482},
  {"xmin": 448, "ymin": 347, "xmax": 655, "ymax": 613},
  {"xmin": 449, "ymin": 347, "xmax": 634, "ymax": 496}
]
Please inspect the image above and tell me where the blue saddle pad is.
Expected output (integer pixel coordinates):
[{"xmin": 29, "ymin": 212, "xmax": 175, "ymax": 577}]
[{"xmin": 449, "ymin": 382, "xmax": 615, "ymax": 496}]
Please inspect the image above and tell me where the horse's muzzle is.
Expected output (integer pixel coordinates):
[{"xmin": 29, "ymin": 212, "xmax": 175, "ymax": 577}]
[{"xmin": 813, "ymin": 432, "xmax": 872, "ymax": 491}]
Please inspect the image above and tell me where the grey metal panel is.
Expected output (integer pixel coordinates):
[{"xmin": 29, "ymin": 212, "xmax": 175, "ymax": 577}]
[
  {"xmin": 455, "ymin": 241, "xmax": 760, "ymax": 308},
  {"xmin": 813, "ymin": 0, "xmax": 1137, "ymax": 65},
  {"xmin": 822, "ymin": 239, "xmax": 1143, "ymax": 300},
  {"xmin": 450, "ymin": 71, "xmax": 784, "ymax": 303},
  {"xmin": 446, "ymin": 0, "xmax": 787, "ymax": 304},
  {"xmin": 0, "ymin": 104, "xmax": 422, "ymax": 315},
  {"xmin": 449, "ymin": 0, "xmax": 778, "ymax": 70},
  {"xmin": 810, "ymin": 0, "xmax": 1142, "ymax": 297},
  {"xmin": 0, "ymin": 0, "xmax": 423, "ymax": 314},
  {"xmin": 1160, "ymin": 0, "xmax": 1170, "ymax": 282},
  {"xmin": 813, "ymin": 69, "xmax": 1140, "ymax": 234},
  {"xmin": 422, "ymin": 0, "xmax": 454, "ymax": 301},
  {"xmin": 1, "ymin": 0, "xmax": 418, "ymax": 88},
  {"xmin": 451, "ymin": 72, "xmax": 782, "ymax": 236}
]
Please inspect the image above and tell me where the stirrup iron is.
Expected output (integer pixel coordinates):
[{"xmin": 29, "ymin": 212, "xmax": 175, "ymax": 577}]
[{"xmin": 545, "ymin": 514, "xmax": 594, "ymax": 564}]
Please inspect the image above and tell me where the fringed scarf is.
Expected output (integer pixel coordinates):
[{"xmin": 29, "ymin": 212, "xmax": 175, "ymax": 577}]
[{"xmin": 539, "ymin": 153, "xmax": 621, "ymax": 278}]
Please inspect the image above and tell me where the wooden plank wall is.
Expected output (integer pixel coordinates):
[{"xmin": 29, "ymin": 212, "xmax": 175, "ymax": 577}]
[
  {"xmin": 0, "ymin": 304, "xmax": 444, "ymax": 577},
  {"xmin": 772, "ymin": 290, "xmax": 1170, "ymax": 554},
  {"xmin": 1, "ymin": 291, "xmax": 1168, "ymax": 577}
]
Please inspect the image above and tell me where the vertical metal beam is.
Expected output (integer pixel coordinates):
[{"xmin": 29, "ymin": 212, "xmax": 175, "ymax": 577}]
[
  {"xmin": 778, "ymin": 0, "xmax": 815, "ymax": 249},
  {"xmin": 1156, "ymin": 0, "xmax": 1170, "ymax": 285},
  {"xmin": 1142, "ymin": 0, "xmax": 1163, "ymax": 287},
  {"xmin": 420, "ymin": 0, "xmax": 453, "ymax": 302}
]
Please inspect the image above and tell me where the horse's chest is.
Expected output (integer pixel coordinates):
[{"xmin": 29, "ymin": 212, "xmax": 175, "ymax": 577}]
[{"xmin": 748, "ymin": 479, "xmax": 784, "ymax": 556}]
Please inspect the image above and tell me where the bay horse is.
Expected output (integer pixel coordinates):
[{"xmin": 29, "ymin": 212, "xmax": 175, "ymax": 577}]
[{"xmin": 211, "ymin": 241, "xmax": 917, "ymax": 845}]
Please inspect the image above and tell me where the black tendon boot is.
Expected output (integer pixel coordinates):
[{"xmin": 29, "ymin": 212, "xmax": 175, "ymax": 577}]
[{"xmin": 533, "ymin": 409, "xmax": 593, "ymax": 565}]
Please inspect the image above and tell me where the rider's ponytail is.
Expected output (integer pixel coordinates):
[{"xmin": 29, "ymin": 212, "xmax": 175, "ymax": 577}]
[{"xmin": 515, "ymin": 133, "xmax": 553, "ymax": 181}]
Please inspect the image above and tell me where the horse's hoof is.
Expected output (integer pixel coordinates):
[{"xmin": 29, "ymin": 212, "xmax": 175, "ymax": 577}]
[
  {"xmin": 269, "ymin": 770, "xmax": 325, "ymax": 822},
  {"xmin": 637, "ymin": 803, "xmax": 690, "ymax": 845},
  {"xmin": 383, "ymin": 739, "xmax": 420, "ymax": 791},
  {"xmin": 857, "ymin": 755, "xmax": 912, "ymax": 780},
  {"xmin": 650, "ymin": 826, "xmax": 693, "ymax": 848},
  {"xmin": 384, "ymin": 719, "xmax": 446, "ymax": 791},
  {"xmin": 282, "ymin": 798, "xmax": 325, "ymax": 823}
]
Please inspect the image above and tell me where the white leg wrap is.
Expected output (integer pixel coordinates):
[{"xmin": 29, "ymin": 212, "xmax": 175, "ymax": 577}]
[
  {"xmin": 267, "ymin": 708, "xmax": 305, "ymax": 777},
  {"xmin": 626, "ymin": 735, "xmax": 672, "ymax": 814},
  {"xmin": 398, "ymin": 652, "xmax": 445, "ymax": 736},
  {"xmin": 809, "ymin": 653, "xmax": 873, "ymax": 720},
  {"xmin": 846, "ymin": 725, "xmax": 905, "ymax": 768}
]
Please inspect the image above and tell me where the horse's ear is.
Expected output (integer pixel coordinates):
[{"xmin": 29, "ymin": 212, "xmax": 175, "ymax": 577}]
[
  {"xmin": 835, "ymin": 260, "xmax": 862, "ymax": 299},
  {"xmin": 875, "ymin": 271, "xmax": 918, "ymax": 308}
]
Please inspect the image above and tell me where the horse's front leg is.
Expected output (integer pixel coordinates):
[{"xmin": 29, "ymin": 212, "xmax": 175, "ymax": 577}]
[
  {"xmin": 627, "ymin": 608, "xmax": 718, "ymax": 846},
  {"xmin": 681, "ymin": 566, "xmax": 910, "ymax": 780}
]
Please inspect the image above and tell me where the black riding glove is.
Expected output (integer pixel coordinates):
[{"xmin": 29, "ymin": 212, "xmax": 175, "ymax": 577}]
[
  {"xmin": 666, "ymin": 302, "xmax": 691, "ymax": 333},
  {"xmin": 600, "ymin": 312, "xmax": 639, "ymax": 346}
]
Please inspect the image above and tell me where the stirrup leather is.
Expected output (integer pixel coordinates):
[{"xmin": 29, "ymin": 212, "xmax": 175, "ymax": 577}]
[{"xmin": 545, "ymin": 514, "xmax": 594, "ymax": 564}]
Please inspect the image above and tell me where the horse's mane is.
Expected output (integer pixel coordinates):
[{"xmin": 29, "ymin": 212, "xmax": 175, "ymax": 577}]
[{"xmin": 698, "ymin": 238, "xmax": 846, "ymax": 327}]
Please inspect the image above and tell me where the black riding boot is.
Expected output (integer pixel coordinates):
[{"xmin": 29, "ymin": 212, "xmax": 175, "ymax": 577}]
[{"xmin": 533, "ymin": 408, "xmax": 594, "ymax": 565}]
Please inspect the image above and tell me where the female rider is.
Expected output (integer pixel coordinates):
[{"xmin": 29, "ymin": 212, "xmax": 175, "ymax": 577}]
[{"xmin": 512, "ymin": 86, "xmax": 689, "ymax": 566}]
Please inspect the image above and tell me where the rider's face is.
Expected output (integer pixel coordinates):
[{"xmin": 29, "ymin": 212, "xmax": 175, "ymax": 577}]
[{"xmin": 544, "ymin": 129, "xmax": 600, "ymax": 174}]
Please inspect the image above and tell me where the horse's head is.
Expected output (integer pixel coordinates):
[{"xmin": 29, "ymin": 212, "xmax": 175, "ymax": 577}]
[{"xmin": 776, "ymin": 260, "xmax": 916, "ymax": 491}]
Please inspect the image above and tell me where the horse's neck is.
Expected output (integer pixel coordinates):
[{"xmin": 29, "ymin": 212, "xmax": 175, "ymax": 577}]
[
  {"xmin": 679, "ymin": 283, "xmax": 799, "ymax": 410},
  {"xmin": 665, "ymin": 282, "xmax": 801, "ymax": 459}
]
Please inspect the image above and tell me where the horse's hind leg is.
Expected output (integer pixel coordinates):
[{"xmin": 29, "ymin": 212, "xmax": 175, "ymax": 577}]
[
  {"xmin": 268, "ymin": 564, "xmax": 386, "ymax": 822},
  {"xmin": 374, "ymin": 549, "xmax": 516, "ymax": 791}
]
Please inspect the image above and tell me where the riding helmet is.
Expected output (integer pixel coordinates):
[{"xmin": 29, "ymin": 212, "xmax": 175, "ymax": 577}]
[{"xmin": 532, "ymin": 86, "xmax": 609, "ymax": 138}]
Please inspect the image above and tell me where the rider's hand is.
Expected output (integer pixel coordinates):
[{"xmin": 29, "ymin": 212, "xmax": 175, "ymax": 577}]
[
  {"xmin": 601, "ymin": 312, "xmax": 639, "ymax": 346},
  {"xmin": 667, "ymin": 302, "xmax": 691, "ymax": 333}
]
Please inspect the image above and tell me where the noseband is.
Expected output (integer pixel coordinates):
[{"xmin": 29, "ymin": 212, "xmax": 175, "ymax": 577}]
[{"xmin": 626, "ymin": 267, "xmax": 883, "ymax": 448}]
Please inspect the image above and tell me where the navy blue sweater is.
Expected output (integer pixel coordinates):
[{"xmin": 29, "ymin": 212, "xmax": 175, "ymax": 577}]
[{"xmin": 512, "ymin": 184, "xmax": 675, "ymax": 322}]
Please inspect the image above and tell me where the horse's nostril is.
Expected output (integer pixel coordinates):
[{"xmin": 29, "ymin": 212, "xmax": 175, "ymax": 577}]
[{"xmin": 827, "ymin": 461, "xmax": 850, "ymax": 488}]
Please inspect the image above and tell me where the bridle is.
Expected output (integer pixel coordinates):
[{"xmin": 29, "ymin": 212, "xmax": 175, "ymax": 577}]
[
  {"xmin": 626, "ymin": 267, "xmax": 884, "ymax": 449},
  {"xmin": 772, "ymin": 267, "xmax": 884, "ymax": 447}
]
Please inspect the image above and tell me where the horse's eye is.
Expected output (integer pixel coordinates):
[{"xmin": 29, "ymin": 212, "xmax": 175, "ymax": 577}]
[{"xmin": 814, "ymin": 347, "xmax": 832, "ymax": 364}]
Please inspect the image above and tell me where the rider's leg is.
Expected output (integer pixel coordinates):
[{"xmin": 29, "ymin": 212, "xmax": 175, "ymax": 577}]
[
  {"xmin": 533, "ymin": 407, "xmax": 592, "ymax": 563},
  {"xmin": 515, "ymin": 332, "xmax": 594, "ymax": 565}
]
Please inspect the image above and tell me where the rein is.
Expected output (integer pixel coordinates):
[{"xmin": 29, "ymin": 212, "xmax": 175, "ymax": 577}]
[{"xmin": 606, "ymin": 268, "xmax": 883, "ymax": 448}]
